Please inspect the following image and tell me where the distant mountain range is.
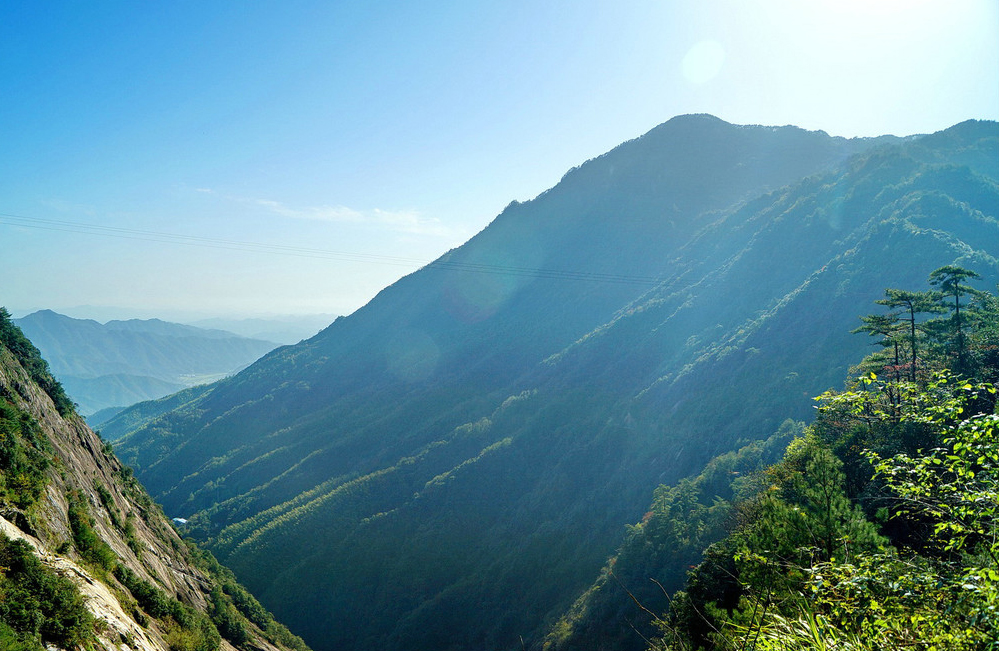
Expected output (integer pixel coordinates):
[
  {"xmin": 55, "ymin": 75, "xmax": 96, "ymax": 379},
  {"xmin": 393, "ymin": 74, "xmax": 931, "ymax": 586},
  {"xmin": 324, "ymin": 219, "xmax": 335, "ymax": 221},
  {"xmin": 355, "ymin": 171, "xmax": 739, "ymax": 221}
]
[
  {"xmin": 186, "ymin": 315, "xmax": 337, "ymax": 345},
  {"xmin": 14, "ymin": 310, "xmax": 280, "ymax": 420},
  {"xmin": 105, "ymin": 115, "xmax": 998, "ymax": 651}
]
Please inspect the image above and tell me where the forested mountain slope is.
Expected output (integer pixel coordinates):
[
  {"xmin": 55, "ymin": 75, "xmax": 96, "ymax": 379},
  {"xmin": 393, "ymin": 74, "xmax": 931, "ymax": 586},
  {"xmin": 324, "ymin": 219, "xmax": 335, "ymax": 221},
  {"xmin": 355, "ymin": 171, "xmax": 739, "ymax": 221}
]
[
  {"xmin": 544, "ymin": 275, "xmax": 999, "ymax": 651},
  {"xmin": 0, "ymin": 309, "xmax": 308, "ymax": 651},
  {"xmin": 14, "ymin": 310, "xmax": 277, "ymax": 419},
  {"xmin": 110, "ymin": 116, "xmax": 998, "ymax": 651}
]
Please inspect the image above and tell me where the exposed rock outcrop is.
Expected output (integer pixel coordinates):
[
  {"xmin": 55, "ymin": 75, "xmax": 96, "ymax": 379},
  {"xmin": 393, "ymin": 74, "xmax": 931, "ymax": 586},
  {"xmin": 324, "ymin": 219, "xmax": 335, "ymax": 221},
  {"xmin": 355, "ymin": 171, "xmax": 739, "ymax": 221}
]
[{"xmin": 0, "ymin": 315, "xmax": 307, "ymax": 651}]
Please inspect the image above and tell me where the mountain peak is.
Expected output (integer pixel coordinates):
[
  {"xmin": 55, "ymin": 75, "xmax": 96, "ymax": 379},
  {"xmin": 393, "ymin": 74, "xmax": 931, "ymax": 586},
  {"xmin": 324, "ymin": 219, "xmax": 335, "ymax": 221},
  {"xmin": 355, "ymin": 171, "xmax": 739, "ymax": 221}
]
[{"xmin": 104, "ymin": 119, "xmax": 999, "ymax": 651}]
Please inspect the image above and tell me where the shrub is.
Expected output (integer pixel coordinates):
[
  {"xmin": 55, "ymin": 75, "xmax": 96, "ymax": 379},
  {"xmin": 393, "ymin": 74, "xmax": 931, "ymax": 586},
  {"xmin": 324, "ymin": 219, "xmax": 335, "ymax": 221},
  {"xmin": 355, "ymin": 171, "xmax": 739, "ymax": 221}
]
[
  {"xmin": 66, "ymin": 490, "xmax": 116, "ymax": 571},
  {"xmin": 0, "ymin": 308, "xmax": 74, "ymax": 416},
  {"xmin": 0, "ymin": 401, "xmax": 50, "ymax": 510},
  {"xmin": 0, "ymin": 534, "xmax": 95, "ymax": 647}
]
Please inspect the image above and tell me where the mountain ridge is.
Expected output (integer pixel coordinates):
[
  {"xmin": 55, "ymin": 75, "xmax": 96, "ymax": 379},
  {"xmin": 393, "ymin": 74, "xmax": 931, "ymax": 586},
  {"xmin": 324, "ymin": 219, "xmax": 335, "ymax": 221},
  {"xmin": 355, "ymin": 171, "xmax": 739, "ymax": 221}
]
[
  {"xmin": 14, "ymin": 310, "xmax": 279, "ymax": 418},
  {"xmin": 108, "ymin": 115, "xmax": 998, "ymax": 650}
]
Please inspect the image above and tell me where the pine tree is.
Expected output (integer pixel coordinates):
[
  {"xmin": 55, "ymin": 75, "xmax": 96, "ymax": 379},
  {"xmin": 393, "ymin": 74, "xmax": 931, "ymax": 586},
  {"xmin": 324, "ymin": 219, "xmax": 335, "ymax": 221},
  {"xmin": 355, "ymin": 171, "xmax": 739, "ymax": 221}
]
[
  {"xmin": 928, "ymin": 265, "xmax": 984, "ymax": 372},
  {"xmin": 874, "ymin": 289, "xmax": 942, "ymax": 382}
]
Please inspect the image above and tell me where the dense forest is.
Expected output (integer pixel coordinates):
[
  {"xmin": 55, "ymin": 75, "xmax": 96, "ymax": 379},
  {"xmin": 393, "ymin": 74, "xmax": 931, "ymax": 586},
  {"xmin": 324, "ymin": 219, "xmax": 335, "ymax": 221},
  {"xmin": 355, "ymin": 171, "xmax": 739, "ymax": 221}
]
[
  {"xmin": 545, "ymin": 268, "xmax": 998, "ymax": 649},
  {"xmin": 103, "ymin": 116, "xmax": 998, "ymax": 650}
]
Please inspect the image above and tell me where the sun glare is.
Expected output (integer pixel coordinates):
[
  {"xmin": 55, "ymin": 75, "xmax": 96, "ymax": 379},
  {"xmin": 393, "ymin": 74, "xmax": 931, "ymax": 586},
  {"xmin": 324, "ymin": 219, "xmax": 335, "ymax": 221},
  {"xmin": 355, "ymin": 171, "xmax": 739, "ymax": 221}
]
[{"xmin": 682, "ymin": 39, "xmax": 726, "ymax": 84}]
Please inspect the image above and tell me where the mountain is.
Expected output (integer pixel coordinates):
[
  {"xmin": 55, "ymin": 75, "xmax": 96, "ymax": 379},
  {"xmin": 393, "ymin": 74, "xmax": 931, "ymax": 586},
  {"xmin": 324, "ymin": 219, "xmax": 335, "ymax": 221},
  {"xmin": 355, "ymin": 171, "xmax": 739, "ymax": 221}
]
[
  {"xmin": 109, "ymin": 115, "xmax": 999, "ymax": 651},
  {"xmin": 187, "ymin": 315, "xmax": 336, "ymax": 346},
  {"xmin": 541, "ymin": 280, "xmax": 999, "ymax": 651},
  {"xmin": 0, "ymin": 308, "xmax": 309, "ymax": 650},
  {"xmin": 98, "ymin": 384, "xmax": 216, "ymax": 443},
  {"xmin": 13, "ymin": 311, "xmax": 279, "ymax": 419}
]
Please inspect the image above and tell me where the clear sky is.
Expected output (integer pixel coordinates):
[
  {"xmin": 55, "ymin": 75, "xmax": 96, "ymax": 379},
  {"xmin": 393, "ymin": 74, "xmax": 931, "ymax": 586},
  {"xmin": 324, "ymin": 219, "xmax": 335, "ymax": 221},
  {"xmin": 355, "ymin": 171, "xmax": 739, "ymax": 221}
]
[{"xmin": 2, "ymin": 0, "xmax": 996, "ymax": 321}]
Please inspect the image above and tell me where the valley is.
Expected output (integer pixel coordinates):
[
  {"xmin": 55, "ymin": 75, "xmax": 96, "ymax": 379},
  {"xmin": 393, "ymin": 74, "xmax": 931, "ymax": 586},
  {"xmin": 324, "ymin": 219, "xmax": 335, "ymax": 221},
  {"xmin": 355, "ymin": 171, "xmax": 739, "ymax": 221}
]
[
  {"xmin": 4, "ymin": 4, "xmax": 995, "ymax": 649},
  {"xmin": 13, "ymin": 310, "xmax": 281, "ymax": 424}
]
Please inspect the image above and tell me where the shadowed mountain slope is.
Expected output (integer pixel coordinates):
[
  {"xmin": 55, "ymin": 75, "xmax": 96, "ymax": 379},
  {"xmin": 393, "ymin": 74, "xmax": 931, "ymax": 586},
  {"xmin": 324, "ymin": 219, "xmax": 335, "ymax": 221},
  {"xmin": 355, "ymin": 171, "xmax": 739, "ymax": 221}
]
[{"xmin": 111, "ymin": 116, "xmax": 998, "ymax": 651}]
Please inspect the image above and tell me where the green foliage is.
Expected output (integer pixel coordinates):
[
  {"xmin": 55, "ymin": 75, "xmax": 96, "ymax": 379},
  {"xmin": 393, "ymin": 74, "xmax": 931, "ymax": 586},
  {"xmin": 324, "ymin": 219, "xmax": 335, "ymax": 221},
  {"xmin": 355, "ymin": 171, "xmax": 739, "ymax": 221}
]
[
  {"xmin": 873, "ymin": 287, "xmax": 943, "ymax": 382},
  {"xmin": 0, "ymin": 623, "xmax": 39, "ymax": 651},
  {"xmin": 663, "ymin": 435, "xmax": 885, "ymax": 650},
  {"xmin": 66, "ymin": 489, "xmax": 117, "ymax": 572},
  {"xmin": 163, "ymin": 610, "xmax": 220, "ymax": 651},
  {"xmin": 927, "ymin": 265, "xmax": 986, "ymax": 372},
  {"xmin": 182, "ymin": 540, "xmax": 312, "ymax": 651},
  {"xmin": 113, "ymin": 564, "xmax": 174, "ymax": 619},
  {"xmin": 93, "ymin": 481, "xmax": 119, "ymax": 526},
  {"xmin": 968, "ymin": 290, "xmax": 999, "ymax": 382},
  {"xmin": 0, "ymin": 400, "xmax": 50, "ymax": 510},
  {"xmin": 0, "ymin": 534, "xmax": 95, "ymax": 648},
  {"xmin": 123, "ymin": 513, "xmax": 142, "ymax": 555},
  {"xmin": 665, "ymin": 383, "xmax": 995, "ymax": 649},
  {"xmin": 870, "ymin": 379, "xmax": 998, "ymax": 618},
  {"xmin": 112, "ymin": 564, "xmax": 222, "ymax": 651},
  {"xmin": 542, "ymin": 422, "xmax": 800, "ymax": 651},
  {"xmin": 0, "ymin": 308, "xmax": 74, "ymax": 416},
  {"xmin": 93, "ymin": 479, "xmax": 142, "ymax": 555},
  {"xmin": 856, "ymin": 267, "xmax": 994, "ymax": 386},
  {"xmin": 646, "ymin": 272, "xmax": 999, "ymax": 651},
  {"xmin": 207, "ymin": 586, "xmax": 250, "ymax": 644},
  {"xmin": 726, "ymin": 377, "xmax": 999, "ymax": 651},
  {"xmin": 117, "ymin": 463, "xmax": 151, "ymax": 516}
]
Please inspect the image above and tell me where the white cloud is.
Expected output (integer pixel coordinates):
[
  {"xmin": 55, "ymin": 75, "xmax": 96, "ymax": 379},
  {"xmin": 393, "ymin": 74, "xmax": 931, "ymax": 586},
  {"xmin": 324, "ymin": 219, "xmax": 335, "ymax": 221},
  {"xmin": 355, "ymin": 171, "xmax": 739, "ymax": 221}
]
[
  {"xmin": 370, "ymin": 208, "xmax": 454, "ymax": 237},
  {"xmin": 191, "ymin": 187, "xmax": 462, "ymax": 238},
  {"xmin": 253, "ymin": 199, "xmax": 365, "ymax": 223},
  {"xmin": 247, "ymin": 196, "xmax": 456, "ymax": 237}
]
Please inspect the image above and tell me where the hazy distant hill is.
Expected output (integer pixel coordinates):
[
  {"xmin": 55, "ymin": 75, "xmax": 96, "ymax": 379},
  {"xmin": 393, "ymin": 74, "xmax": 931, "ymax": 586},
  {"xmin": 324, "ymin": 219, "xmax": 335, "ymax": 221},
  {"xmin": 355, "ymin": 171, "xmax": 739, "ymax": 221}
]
[
  {"xmin": 110, "ymin": 116, "xmax": 998, "ymax": 651},
  {"xmin": 187, "ymin": 315, "xmax": 336, "ymax": 345},
  {"xmin": 14, "ymin": 310, "xmax": 278, "ymax": 418}
]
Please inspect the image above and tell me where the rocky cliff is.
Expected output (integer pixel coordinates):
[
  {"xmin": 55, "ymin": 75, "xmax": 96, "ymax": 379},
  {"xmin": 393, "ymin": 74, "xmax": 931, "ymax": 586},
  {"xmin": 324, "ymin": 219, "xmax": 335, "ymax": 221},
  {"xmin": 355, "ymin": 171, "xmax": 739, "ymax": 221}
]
[{"xmin": 0, "ymin": 309, "xmax": 308, "ymax": 651}]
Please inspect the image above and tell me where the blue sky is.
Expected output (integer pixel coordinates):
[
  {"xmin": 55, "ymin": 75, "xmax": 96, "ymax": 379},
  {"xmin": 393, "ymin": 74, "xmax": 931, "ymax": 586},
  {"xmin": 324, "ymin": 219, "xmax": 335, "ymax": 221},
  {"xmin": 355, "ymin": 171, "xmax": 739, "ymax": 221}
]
[{"xmin": 2, "ymin": 0, "xmax": 997, "ymax": 320}]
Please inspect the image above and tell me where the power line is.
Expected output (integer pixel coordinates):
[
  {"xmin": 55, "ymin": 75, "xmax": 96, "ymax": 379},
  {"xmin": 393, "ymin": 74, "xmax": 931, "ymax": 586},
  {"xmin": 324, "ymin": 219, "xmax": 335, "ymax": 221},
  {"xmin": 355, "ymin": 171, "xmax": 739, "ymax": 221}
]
[
  {"xmin": 0, "ymin": 212, "xmax": 425, "ymax": 266},
  {"xmin": 0, "ymin": 211, "xmax": 662, "ymax": 286}
]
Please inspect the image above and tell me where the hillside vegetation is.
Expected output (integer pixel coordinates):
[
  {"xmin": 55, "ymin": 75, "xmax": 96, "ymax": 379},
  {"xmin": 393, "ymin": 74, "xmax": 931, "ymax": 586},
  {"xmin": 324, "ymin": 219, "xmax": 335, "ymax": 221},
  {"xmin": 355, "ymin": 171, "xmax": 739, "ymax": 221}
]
[
  {"xmin": 0, "ymin": 308, "xmax": 308, "ymax": 651},
  {"xmin": 544, "ymin": 269, "xmax": 999, "ymax": 650},
  {"xmin": 108, "ymin": 116, "xmax": 998, "ymax": 650}
]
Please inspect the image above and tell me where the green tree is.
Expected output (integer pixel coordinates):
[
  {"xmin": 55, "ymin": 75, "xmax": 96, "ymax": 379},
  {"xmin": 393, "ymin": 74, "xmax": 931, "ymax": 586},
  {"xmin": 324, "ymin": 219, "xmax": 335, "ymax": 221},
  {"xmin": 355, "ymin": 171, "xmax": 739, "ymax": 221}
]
[
  {"xmin": 967, "ymin": 289, "xmax": 999, "ymax": 384},
  {"xmin": 0, "ymin": 307, "xmax": 74, "ymax": 416},
  {"xmin": 852, "ymin": 312, "xmax": 906, "ymax": 410},
  {"xmin": 870, "ymin": 376, "xmax": 998, "ymax": 568},
  {"xmin": 711, "ymin": 376, "xmax": 998, "ymax": 651},
  {"xmin": 208, "ymin": 586, "xmax": 250, "ymax": 645},
  {"xmin": 779, "ymin": 375, "xmax": 998, "ymax": 649},
  {"xmin": 66, "ymin": 490, "xmax": 117, "ymax": 571},
  {"xmin": 650, "ymin": 436, "xmax": 884, "ymax": 651},
  {"xmin": 928, "ymin": 265, "xmax": 983, "ymax": 372},
  {"xmin": 874, "ymin": 288, "xmax": 942, "ymax": 382}
]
